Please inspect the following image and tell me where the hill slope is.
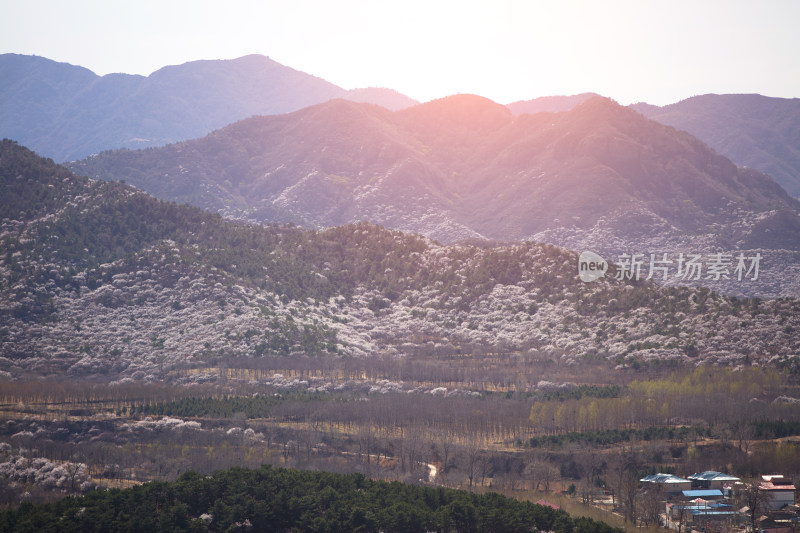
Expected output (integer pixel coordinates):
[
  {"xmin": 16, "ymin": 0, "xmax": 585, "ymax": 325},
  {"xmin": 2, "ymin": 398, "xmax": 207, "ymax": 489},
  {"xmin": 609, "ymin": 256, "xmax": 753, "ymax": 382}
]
[
  {"xmin": 0, "ymin": 54, "xmax": 418, "ymax": 162},
  {"xmin": 69, "ymin": 95, "xmax": 800, "ymax": 297},
  {"xmin": 4, "ymin": 140, "xmax": 800, "ymax": 381},
  {"xmin": 632, "ymin": 94, "xmax": 800, "ymax": 198}
]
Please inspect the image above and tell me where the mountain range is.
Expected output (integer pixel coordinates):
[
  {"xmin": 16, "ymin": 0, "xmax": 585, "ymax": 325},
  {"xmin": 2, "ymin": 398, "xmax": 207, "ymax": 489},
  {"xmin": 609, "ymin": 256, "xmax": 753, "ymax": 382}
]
[
  {"xmin": 3, "ymin": 53, "xmax": 800, "ymax": 299},
  {"xmin": 4, "ymin": 54, "xmax": 800, "ymax": 204},
  {"xmin": 3, "ymin": 51, "xmax": 800, "ymax": 529},
  {"xmin": 0, "ymin": 53, "xmax": 418, "ymax": 162},
  {"xmin": 3, "ymin": 139, "xmax": 799, "ymax": 381},
  {"xmin": 68, "ymin": 94, "xmax": 800, "ymax": 297}
]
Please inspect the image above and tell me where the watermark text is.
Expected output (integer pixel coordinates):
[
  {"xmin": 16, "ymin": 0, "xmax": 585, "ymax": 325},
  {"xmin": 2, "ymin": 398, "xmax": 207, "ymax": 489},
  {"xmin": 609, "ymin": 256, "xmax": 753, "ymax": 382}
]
[{"xmin": 579, "ymin": 252, "xmax": 762, "ymax": 282}]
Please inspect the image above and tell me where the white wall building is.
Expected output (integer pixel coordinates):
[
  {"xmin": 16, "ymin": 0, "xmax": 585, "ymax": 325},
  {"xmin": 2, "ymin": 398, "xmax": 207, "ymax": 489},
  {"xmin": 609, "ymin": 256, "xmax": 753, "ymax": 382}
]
[{"xmin": 760, "ymin": 475, "xmax": 796, "ymax": 511}]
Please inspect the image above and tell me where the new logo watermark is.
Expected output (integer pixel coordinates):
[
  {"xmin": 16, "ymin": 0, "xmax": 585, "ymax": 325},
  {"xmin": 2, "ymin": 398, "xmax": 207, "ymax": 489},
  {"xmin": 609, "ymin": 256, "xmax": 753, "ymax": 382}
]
[
  {"xmin": 578, "ymin": 251, "xmax": 762, "ymax": 282},
  {"xmin": 578, "ymin": 251, "xmax": 608, "ymax": 282}
]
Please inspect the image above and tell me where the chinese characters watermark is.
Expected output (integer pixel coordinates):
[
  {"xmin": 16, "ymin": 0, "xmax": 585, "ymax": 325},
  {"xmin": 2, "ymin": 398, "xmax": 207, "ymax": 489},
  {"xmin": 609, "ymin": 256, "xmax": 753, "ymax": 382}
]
[{"xmin": 579, "ymin": 251, "xmax": 762, "ymax": 282}]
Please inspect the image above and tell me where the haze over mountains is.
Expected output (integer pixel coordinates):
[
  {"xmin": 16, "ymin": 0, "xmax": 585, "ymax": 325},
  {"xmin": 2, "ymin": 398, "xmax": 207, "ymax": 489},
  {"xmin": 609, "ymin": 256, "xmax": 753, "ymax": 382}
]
[
  {"xmin": 4, "ymin": 53, "xmax": 800, "ymax": 298},
  {"xmin": 0, "ymin": 53, "xmax": 418, "ymax": 162},
  {"xmin": 4, "ymin": 53, "xmax": 800, "ymax": 203},
  {"xmin": 507, "ymin": 93, "xmax": 600, "ymax": 115},
  {"xmin": 632, "ymin": 94, "xmax": 800, "ymax": 197},
  {"xmin": 70, "ymin": 94, "xmax": 800, "ymax": 297}
]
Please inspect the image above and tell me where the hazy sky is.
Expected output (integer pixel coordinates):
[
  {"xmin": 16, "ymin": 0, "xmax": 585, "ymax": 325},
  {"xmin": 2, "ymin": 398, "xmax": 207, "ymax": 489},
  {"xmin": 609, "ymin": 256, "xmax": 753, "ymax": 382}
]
[{"xmin": 3, "ymin": 0, "xmax": 798, "ymax": 106}]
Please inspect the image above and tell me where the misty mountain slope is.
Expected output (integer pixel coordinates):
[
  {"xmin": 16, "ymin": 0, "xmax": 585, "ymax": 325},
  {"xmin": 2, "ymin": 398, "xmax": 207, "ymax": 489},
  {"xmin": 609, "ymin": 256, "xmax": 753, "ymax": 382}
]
[
  {"xmin": 342, "ymin": 87, "xmax": 419, "ymax": 110},
  {"xmin": 0, "ymin": 54, "xmax": 418, "ymax": 163},
  {"xmin": 5, "ymin": 51, "xmax": 799, "ymax": 211},
  {"xmin": 506, "ymin": 93, "xmax": 599, "ymax": 115},
  {"xmin": 393, "ymin": 94, "xmax": 515, "ymax": 181},
  {"xmin": 463, "ymin": 97, "xmax": 797, "ymax": 238},
  {"xmin": 4, "ymin": 140, "xmax": 800, "ymax": 381},
  {"xmin": 632, "ymin": 94, "xmax": 800, "ymax": 197},
  {"xmin": 0, "ymin": 55, "xmax": 97, "ymax": 154},
  {"xmin": 69, "ymin": 95, "xmax": 800, "ymax": 297},
  {"xmin": 72, "ymin": 98, "xmax": 482, "ymax": 240}
]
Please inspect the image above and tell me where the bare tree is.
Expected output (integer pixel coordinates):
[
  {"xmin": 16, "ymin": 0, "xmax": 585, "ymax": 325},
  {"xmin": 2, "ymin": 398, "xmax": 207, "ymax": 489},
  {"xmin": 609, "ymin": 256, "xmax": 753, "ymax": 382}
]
[
  {"xmin": 578, "ymin": 482, "xmax": 593, "ymax": 505},
  {"xmin": 609, "ymin": 449, "xmax": 642, "ymax": 524},
  {"xmin": 736, "ymin": 423, "xmax": 755, "ymax": 454},
  {"xmin": 357, "ymin": 426, "xmax": 376, "ymax": 466},
  {"xmin": 737, "ymin": 481, "xmax": 770, "ymax": 533},
  {"xmin": 671, "ymin": 502, "xmax": 689, "ymax": 533},
  {"xmin": 712, "ymin": 423, "xmax": 733, "ymax": 450},
  {"xmin": 638, "ymin": 484, "xmax": 664, "ymax": 528},
  {"xmin": 539, "ymin": 464, "xmax": 560, "ymax": 494},
  {"xmin": 524, "ymin": 450, "xmax": 552, "ymax": 492},
  {"xmin": 478, "ymin": 451, "xmax": 491, "ymax": 488},
  {"xmin": 577, "ymin": 447, "xmax": 604, "ymax": 502},
  {"xmin": 66, "ymin": 459, "xmax": 86, "ymax": 495},
  {"xmin": 403, "ymin": 429, "xmax": 424, "ymax": 482},
  {"xmin": 434, "ymin": 431, "xmax": 454, "ymax": 478},
  {"xmin": 460, "ymin": 437, "xmax": 485, "ymax": 490},
  {"xmin": 499, "ymin": 456, "xmax": 525, "ymax": 491}
]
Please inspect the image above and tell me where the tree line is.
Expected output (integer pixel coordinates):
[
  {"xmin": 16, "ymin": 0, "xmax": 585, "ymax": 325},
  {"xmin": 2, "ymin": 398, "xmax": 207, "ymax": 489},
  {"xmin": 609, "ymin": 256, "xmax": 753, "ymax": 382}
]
[{"xmin": 0, "ymin": 465, "xmax": 623, "ymax": 533}]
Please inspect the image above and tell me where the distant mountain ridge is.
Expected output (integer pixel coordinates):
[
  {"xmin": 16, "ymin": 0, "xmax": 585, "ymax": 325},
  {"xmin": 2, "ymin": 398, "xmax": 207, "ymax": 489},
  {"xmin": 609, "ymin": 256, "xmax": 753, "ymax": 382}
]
[
  {"xmin": 4, "ymin": 53, "xmax": 799, "ymax": 203},
  {"xmin": 632, "ymin": 94, "xmax": 800, "ymax": 198},
  {"xmin": 69, "ymin": 94, "xmax": 800, "ymax": 297},
  {"xmin": 0, "ymin": 53, "xmax": 418, "ymax": 162},
  {"xmin": 511, "ymin": 93, "xmax": 800, "ymax": 200}
]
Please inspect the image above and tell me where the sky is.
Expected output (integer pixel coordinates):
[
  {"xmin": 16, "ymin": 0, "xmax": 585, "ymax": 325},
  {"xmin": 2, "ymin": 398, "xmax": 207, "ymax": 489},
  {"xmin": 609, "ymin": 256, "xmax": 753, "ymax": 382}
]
[{"xmin": 2, "ymin": 0, "xmax": 799, "ymax": 106}]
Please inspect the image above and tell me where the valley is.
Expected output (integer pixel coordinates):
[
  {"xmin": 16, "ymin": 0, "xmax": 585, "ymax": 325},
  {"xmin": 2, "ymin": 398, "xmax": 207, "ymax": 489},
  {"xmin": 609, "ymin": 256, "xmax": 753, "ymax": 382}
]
[
  {"xmin": 2, "ymin": 356, "xmax": 799, "ymax": 531},
  {"xmin": 2, "ymin": 51, "xmax": 800, "ymax": 531},
  {"xmin": 2, "ymin": 137, "xmax": 800, "ymax": 530}
]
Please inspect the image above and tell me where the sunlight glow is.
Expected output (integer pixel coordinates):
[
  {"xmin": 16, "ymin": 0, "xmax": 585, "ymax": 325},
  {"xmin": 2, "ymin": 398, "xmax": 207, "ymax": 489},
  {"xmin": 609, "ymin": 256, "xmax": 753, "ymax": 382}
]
[{"xmin": 2, "ymin": 0, "xmax": 799, "ymax": 105}]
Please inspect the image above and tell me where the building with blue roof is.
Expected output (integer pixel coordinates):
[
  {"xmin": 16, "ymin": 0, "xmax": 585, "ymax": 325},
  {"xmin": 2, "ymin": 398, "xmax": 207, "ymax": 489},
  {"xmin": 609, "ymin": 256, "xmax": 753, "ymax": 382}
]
[{"xmin": 682, "ymin": 489, "xmax": 724, "ymax": 500}]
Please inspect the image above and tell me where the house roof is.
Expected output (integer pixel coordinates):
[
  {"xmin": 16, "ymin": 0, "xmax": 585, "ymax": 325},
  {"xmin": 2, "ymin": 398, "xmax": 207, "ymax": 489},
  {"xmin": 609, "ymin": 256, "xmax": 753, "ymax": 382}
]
[
  {"xmin": 760, "ymin": 481, "xmax": 797, "ymax": 491},
  {"xmin": 534, "ymin": 500, "xmax": 560, "ymax": 510},
  {"xmin": 640, "ymin": 473, "xmax": 691, "ymax": 484},
  {"xmin": 689, "ymin": 510, "xmax": 740, "ymax": 517},
  {"xmin": 683, "ymin": 489, "xmax": 724, "ymax": 498},
  {"xmin": 673, "ymin": 504, "xmax": 733, "ymax": 510},
  {"xmin": 762, "ymin": 475, "xmax": 794, "ymax": 485},
  {"xmin": 688, "ymin": 471, "xmax": 740, "ymax": 482}
]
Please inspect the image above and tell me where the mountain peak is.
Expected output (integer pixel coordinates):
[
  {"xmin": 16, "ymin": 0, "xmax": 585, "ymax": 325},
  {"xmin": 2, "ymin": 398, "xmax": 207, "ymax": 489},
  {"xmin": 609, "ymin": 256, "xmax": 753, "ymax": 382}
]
[
  {"xmin": 399, "ymin": 94, "xmax": 513, "ymax": 136},
  {"xmin": 556, "ymin": 95, "xmax": 662, "ymax": 139},
  {"xmin": 410, "ymin": 93, "xmax": 511, "ymax": 117},
  {"xmin": 569, "ymin": 95, "xmax": 635, "ymax": 117}
]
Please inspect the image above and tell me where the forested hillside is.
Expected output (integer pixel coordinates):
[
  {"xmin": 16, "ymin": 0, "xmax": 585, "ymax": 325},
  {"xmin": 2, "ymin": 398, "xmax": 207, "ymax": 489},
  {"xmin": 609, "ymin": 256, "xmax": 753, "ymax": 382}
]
[
  {"xmin": 3, "ymin": 141, "xmax": 800, "ymax": 530},
  {"xmin": 68, "ymin": 95, "xmax": 800, "ymax": 298},
  {"xmin": 2, "ymin": 139, "xmax": 800, "ymax": 381},
  {"xmin": 633, "ymin": 94, "xmax": 800, "ymax": 197},
  {"xmin": 0, "ymin": 465, "xmax": 622, "ymax": 532}
]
